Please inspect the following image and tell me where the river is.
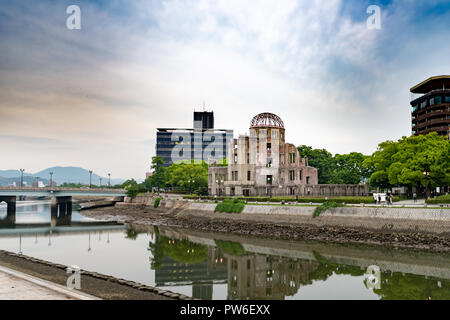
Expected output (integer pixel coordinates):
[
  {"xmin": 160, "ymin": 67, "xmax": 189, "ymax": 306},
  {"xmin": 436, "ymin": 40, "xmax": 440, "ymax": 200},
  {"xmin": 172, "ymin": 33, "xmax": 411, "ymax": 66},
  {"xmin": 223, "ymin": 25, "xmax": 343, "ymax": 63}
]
[{"xmin": 0, "ymin": 201, "xmax": 449, "ymax": 300}]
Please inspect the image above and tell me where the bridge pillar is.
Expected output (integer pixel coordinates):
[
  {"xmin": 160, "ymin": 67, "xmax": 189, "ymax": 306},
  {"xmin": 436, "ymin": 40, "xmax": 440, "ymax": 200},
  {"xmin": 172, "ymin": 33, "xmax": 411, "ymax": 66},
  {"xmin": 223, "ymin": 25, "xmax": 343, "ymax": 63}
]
[
  {"xmin": 0, "ymin": 196, "xmax": 16, "ymax": 227},
  {"xmin": 51, "ymin": 196, "xmax": 72, "ymax": 227}
]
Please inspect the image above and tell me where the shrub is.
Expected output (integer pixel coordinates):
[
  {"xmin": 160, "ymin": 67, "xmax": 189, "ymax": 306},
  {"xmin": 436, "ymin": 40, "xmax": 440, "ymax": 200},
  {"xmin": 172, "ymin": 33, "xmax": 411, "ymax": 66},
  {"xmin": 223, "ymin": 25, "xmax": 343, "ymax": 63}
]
[
  {"xmin": 426, "ymin": 194, "xmax": 450, "ymax": 204},
  {"xmin": 154, "ymin": 197, "xmax": 162, "ymax": 208},
  {"xmin": 313, "ymin": 202, "xmax": 344, "ymax": 218},
  {"xmin": 215, "ymin": 199, "xmax": 246, "ymax": 213}
]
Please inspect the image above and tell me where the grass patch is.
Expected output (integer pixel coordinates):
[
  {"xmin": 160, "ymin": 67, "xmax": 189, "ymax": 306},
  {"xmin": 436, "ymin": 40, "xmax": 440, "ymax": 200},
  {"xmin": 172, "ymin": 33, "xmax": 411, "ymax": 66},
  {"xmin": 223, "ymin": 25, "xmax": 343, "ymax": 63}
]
[
  {"xmin": 313, "ymin": 201, "xmax": 344, "ymax": 218},
  {"xmin": 215, "ymin": 199, "xmax": 246, "ymax": 213},
  {"xmin": 154, "ymin": 197, "xmax": 162, "ymax": 208}
]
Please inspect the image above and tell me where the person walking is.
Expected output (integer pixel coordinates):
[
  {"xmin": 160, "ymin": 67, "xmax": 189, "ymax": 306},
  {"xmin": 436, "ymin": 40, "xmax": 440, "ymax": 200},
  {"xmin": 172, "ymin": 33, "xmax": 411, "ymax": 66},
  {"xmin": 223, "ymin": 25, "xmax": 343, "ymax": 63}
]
[
  {"xmin": 378, "ymin": 194, "xmax": 381, "ymax": 205},
  {"xmin": 373, "ymin": 193, "xmax": 377, "ymax": 205},
  {"xmin": 413, "ymin": 192, "xmax": 417, "ymax": 203},
  {"xmin": 390, "ymin": 194, "xmax": 393, "ymax": 206}
]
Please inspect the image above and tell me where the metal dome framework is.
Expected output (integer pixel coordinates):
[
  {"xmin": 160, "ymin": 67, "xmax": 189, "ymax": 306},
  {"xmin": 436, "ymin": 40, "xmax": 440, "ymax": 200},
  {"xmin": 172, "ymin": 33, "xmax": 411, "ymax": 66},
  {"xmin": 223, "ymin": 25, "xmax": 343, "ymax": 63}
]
[{"xmin": 250, "ymin": 112, "xmax": 285, "ymax": 129}]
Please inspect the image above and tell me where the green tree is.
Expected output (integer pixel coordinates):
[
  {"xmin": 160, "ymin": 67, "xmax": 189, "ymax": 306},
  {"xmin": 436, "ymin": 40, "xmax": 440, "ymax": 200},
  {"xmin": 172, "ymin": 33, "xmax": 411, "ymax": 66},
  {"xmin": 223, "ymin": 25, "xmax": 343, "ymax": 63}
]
[
  {"xmin": 166, "ymin": 161, "xmax": 208, "ymax": 195},
  {"xmin": 297, "ymin": 145, "xmax": 335, "ymax": 184},
  {"xmin": 122, "ymin": 179, "xmax": 139, "ymax": 198},
  {"xmin": 146, "ymin": 156, "xmax": 167, "ymax": 192},
  {"xmin": 329, "ymin": 152, "xmax": 371, "ymax": 184},
  {"xmin": 364, "ymin": 133, "xmax": 450, "ymax": 196}
]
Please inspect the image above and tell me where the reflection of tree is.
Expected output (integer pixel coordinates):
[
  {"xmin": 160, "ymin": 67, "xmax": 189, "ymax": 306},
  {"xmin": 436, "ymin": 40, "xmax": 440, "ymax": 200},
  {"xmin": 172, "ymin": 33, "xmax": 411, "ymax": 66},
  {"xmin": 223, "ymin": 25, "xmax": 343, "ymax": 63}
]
[
  {"xmin": 148, "ymin": 233, "xmax": 208, "ymax": 270},
  {"xmin": 300, "ymin": 251, "xmax": 365, "ymax": 285},
  {"xmin": 374, "ymin": 272, "xmax": 450, "ymax": 300},
  {"xmin": 125, "ymin": 227, "xmax": 138, "ymax": 240},
  {"xmin": 214, "ymin": 240, "xmax": 247, "ymax": 256}
]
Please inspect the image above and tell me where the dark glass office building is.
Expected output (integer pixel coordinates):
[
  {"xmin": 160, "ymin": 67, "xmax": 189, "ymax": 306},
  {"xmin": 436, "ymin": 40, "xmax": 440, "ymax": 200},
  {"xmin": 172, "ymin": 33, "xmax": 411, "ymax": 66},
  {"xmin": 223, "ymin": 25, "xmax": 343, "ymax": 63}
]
[
  {"xmin": 410, "ymin": 76, "xmax": 450, "ymax": 138},
  {"xmin": 156, "ymin": 111, "xmax": 234, "ymax": 166}
]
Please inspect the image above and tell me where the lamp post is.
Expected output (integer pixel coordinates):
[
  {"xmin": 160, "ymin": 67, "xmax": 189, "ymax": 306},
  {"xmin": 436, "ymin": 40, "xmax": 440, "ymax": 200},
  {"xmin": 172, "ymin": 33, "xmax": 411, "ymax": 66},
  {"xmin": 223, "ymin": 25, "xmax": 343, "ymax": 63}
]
[
  {"xmin": 423, "ymin": 171, "xmax": 430, "ymax": 199},
  {"xmin": 108, "ymin": 173, "xmax": 111, "ymax": 187},
  {"xmin": 19, "ymin": 168, "xmax": 25, "ymax": 187},
  {"xmin": 49, "ymin": 172, "xmax": 54, "ymax": 187},
  {"xmin": 99, "ymin": 178, "xmax": 102, "ymax": 187},
  {"xmin": 89, "ymin": 170, "xmax": 93, "ymax": 188},
  {"xmin": 189, "ymin": 179, "xmax": 195, "ymax": 195},
  {"xmin": 216, "ymin": 178, "xmax": 224, "ymax": 196}
]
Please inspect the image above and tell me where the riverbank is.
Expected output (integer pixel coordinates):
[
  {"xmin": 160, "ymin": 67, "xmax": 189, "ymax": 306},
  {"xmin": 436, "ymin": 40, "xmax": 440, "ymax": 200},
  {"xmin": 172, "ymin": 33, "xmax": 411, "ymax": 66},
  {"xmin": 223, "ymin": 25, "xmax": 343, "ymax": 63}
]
[
  {"xmin": 0, "ymin": 250, "xmax": 192, "ymax": 300},
  {"xmin": 82, "ymin": 200, "xmax": 450, "ymax": 253}
]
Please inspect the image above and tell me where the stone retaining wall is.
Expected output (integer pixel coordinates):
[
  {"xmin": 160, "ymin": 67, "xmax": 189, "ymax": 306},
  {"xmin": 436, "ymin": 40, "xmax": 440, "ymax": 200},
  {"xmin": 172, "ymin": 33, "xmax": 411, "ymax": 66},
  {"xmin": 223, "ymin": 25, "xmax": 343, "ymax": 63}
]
[{"xmin": 0, "ymin": 250, "xmax": 195, "ymax": 300}]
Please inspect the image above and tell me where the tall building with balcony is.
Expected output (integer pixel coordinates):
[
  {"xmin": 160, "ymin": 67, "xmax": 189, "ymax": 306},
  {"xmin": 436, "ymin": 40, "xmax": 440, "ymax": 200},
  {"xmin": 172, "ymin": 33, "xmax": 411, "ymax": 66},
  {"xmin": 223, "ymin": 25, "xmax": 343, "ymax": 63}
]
[
  {"xmin": 156, "ymin": 111, "xmax": 233, "ymax": 167},
  {"xmin": 410, "ymin": 75, "xmax": 450, "ymax": 138}
]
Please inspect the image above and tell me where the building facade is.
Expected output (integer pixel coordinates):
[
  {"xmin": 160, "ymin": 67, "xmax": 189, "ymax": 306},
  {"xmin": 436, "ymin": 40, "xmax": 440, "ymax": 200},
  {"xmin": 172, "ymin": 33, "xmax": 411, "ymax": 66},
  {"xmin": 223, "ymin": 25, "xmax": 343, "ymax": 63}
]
[
  {"xmin": 208, "ymin": 112, "xmax": 368, "ymax": 197},
  {"xmin": 410, "ymin": 75, "xmax": 450, "ymax": 138},
  {"xmin": 156, "ymin": 111, "xmax": 234, "ymax": 167},
  {"xmin": 208, "ymin": 113, "xmax": 319, "ymax": 197}
]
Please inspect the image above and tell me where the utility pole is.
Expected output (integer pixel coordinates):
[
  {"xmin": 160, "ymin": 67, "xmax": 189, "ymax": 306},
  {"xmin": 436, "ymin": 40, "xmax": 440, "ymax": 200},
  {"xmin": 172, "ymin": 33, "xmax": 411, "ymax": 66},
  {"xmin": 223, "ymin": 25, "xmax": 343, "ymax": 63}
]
[
  {"xmin": 89, "ymin": 170, "xmax": 93, "ymax": 188},
  {"xmin": 19, "ymin": 168, "xmax": 25, "ymax": 187}
]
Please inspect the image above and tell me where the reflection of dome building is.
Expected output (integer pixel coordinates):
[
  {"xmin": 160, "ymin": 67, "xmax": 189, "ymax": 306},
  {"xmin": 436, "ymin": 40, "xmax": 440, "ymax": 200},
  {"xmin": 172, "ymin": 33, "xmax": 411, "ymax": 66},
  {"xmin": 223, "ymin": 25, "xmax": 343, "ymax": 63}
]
[{"xmin": 208, "ymin": 112, "xmax": 369, "ymax": 197}]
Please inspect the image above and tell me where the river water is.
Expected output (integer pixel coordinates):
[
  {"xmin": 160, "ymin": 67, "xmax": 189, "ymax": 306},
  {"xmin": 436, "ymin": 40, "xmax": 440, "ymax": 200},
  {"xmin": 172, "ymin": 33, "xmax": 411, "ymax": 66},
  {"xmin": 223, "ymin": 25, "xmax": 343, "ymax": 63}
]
[{"xmin": 0, "ymin": 201, "xmax": 449, "ymax": 300}]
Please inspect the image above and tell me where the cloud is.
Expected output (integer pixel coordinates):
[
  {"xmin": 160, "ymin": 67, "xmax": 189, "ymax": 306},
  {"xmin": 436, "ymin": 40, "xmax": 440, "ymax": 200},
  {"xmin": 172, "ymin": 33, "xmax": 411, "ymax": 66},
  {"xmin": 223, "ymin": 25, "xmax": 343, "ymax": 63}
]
[{"xmin": 1, "ymin": 0, "xmax": 450, "ymax": 178}]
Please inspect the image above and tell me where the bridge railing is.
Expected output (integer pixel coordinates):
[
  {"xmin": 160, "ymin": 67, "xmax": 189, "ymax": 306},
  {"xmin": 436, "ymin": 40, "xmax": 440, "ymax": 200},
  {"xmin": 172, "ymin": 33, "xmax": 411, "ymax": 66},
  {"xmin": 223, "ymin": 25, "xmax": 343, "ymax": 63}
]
[{"xmin": 0, "ymin": 187, "xmax": 126, "ymax": 193}]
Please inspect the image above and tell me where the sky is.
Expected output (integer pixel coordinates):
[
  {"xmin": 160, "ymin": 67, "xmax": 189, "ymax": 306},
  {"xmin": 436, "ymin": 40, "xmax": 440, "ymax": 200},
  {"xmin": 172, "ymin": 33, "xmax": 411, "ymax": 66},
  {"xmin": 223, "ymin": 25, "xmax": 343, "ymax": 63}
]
[{"xmin": 0, "ymin": 0, "xmax": 450, "ymax": 180}]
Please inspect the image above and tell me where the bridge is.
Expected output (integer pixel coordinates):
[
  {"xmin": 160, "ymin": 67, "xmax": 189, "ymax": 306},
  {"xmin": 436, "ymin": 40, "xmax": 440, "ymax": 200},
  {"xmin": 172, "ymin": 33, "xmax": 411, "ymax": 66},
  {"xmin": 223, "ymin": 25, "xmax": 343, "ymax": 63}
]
[{"xmin": 0, "ymin": 187, "xmax": 126, "ymax": 225}]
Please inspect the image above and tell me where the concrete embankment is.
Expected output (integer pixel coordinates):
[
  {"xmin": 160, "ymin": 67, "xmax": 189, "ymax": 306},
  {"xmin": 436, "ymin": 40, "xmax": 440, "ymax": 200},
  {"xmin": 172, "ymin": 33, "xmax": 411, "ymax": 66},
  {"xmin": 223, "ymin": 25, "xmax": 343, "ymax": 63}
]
[{"xmin": 120, "ymin": 196, "xmax": 450, "ymax": 235}]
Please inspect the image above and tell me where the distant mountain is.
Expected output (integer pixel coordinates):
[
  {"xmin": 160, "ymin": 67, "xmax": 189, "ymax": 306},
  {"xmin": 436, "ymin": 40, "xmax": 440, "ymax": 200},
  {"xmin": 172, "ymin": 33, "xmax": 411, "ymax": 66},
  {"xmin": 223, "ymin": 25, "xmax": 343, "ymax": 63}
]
[{"xmin": 0, "ymin": 167, "xmax": 125, "ymax": 186}]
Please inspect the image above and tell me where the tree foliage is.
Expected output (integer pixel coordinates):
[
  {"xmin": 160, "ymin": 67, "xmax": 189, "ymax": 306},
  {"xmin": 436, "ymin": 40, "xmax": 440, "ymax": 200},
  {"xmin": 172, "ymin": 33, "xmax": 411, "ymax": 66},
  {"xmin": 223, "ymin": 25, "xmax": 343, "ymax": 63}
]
[
  {"xmin": 298, "ymin": 146, "xmax": 372, "ymax": 184},
  {"xmin": 363, "ymin": 133, "xmax": 450, "ymax": 193}
]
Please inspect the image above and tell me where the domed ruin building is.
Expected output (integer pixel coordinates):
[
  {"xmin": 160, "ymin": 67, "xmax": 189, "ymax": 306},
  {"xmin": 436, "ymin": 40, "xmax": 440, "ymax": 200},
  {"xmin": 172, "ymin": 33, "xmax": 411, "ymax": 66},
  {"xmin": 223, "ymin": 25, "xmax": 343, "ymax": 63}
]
[{"xmin": 208, "ymin": 112, "xmax": 368, "ymax": 197}]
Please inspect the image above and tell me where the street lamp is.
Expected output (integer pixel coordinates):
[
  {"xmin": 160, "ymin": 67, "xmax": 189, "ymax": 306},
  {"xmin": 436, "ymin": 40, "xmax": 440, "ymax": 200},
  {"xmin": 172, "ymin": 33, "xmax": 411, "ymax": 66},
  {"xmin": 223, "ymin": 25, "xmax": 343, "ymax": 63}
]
[
  {"xmin": 89, "ymin": 170, "xmax": 93, "ymax": 188},
  {"xmin": 189, "ymin": 179, "xmax": 195, "ymax": 195},
  {"xmin": 423, "ymin": 171, "xmax": 430, "ymax": 199},
  {"xmin": 215, "ymin": 178, "xmax": 224, "ymax": 196},
  {"xmin": 19, "ymin": 168, "xmax": 25, "ymax": 187},
  {"xmin": 108, "ymin": 173, "xmax": 111, "ymax": 187},
  {"xmin": 99, "ymin": 177, "xmax": 102, "ymax": 187},
  {"xmin": 49, "ymin": 172, "xmax": 53, "ymax": 187}
]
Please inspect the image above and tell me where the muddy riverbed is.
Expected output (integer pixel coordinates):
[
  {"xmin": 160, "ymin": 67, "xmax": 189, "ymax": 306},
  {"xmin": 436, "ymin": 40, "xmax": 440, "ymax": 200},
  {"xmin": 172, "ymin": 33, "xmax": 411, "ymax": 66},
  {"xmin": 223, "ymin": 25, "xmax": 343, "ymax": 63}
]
[{"xmin": 82, "ymin": 205, "xmax": 450, "ymax": 254}]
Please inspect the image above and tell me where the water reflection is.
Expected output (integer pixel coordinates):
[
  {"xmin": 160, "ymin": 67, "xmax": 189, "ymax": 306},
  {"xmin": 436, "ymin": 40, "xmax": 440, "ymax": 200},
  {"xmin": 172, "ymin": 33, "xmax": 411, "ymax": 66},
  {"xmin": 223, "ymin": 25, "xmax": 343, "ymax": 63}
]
[
  {"xmin": 1, "ymin": 202, "xmax": 449, "ymax": 300},
  {"xmin": 149, "ymin": 226, "xmax": 450, "ymax": 300}
]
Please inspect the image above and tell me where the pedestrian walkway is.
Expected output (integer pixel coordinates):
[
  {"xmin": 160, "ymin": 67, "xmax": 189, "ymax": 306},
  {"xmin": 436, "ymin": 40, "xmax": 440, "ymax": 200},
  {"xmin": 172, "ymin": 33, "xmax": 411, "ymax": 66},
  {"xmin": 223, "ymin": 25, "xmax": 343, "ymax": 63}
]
[{"xmin": 0, "ymin": 265, "xmax": 99, "ymax": 300}]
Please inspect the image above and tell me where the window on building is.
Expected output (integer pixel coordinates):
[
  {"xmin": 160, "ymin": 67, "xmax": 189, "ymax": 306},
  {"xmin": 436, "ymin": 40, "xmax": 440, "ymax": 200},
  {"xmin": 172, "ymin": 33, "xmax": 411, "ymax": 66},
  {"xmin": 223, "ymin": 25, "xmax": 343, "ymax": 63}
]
[
  {"xmin": 267, "ymin": 143, "xmax": 271, "ymax": 151},
  {"xmin": 300, "ymin": 170, "xmax": 303, "ymax": 181},
  {"xmin": 430, "ymin": 97, "xmax": 435, "ymax": 106},
  {"xmin": 435, "ymin": 96, "xmax": 442, "ymax": 104},
  {"xmin": 289, "ymin": 153, "xmax": 295, "ymax": 164},
  {"xmin": 306, "ymin": 176, "xmax": 310, "ymax": 184},
  {"xmin": 266, "ymin": 175, "xmax": 272, "ymax": 185},
  {"xmin": 412, "ymin": 104, "xmax": 418, "ymax": 112},
  {"xmin": 420, "ymin": 100, "xmax": 427, "ymax": 109},
  {"xmin": 289, "ymin": 170, "xmax": 295, "ymax": 181},
  {"xmin": 247, "ymin": 153, "xmax": 250, "ymax": 164},
  {"xmin": 445, "ymin": 96, "xmax": 450, "ymax": 103},
  {"xmin": 267, "ymin": 158, "xmax": 272, "ymax": 168},
  {"xmin": 234, "ymin": 154, "xmax": 238, "ymax": 164},
  {"xmin": 247, "ymin": 171, "xmax": 251, "ymax": 181},
  {"xmin": 289, "ymin": 187, "xmax": 295, "ymax": 195},
  {"xmin": 232, "ymin": 171, "xmax": 238, "ymax": 181}
]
